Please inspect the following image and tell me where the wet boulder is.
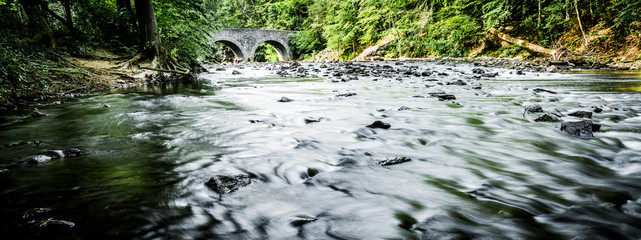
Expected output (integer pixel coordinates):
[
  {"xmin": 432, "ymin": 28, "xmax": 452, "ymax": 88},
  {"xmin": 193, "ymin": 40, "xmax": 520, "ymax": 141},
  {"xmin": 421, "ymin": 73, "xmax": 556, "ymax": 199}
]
[
  {"xmin": 278, "ymin": 97, "xmax": 294, "ymax": 102},
  {"xmin": 232, "ymin": 70, "xmax": 241, "ymax": 75},
  {"xmin": 304, "ymin": 117, "xmax": 324, "ymax": 124},
  {"xmin": 41, "ymin": 150, "xmax": 65, "ymax": 159},
  {"xmin": 27, "ymin": 155, "xmax": 53, "ymax": 164},
  {"xmin": 429, "ymin": 92, "xmax": 456, "ymax": 100},
  {"xmin": 534, "ymin": 114, "xmax": 559, "ymax": 122},
  {"xmin": 568, "ymin": 111, "xmax": 593, "ymax": 119},
  {"xmin": 524, "ymin": 104, "xmax": 543, "ymax": 113},
  {"xmin": 446, "ymin": 80, "xmax": 467, "ymax": 86},
  {"xmin": 290, "ymin": 216, "xmax": 317, "ymax": 227},
  {"xmin": 482, "ymin": 72, "xmax": 499, "ymax": 78},
  {"xmin": 366, "ymin": 120, "xmax": 391, "ymax": 129},
  {"xmin": 560, "ymin": 120, "xmax": 601, "ymax": 138},
  {"xmin": 63, "ymin": 148, "xmax": 82, "ymax": 157},
  {"xmin": 378, "ymin": 157, "xmax": 412, "ymax": 166},
  {"xmin": 472, "ymin": 68, "xmax": 485, "ymax": 74},
  {"xmin": 32, "ymin": 110, "xmax": 47, "ymax": 118},
  {"xmin": 205, "ymin": 174, "xmax": 252, "ymax": 194}
]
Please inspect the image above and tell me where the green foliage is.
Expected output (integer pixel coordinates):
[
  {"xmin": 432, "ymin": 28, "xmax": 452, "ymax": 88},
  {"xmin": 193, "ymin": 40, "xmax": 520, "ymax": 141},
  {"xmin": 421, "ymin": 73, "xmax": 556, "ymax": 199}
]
[
  {"xmin": 154, "ymin": 0, "xmax": 218, "ymax": 67},
  {"xmin": 289, "ymin": 29, "xmax": 326, "ymax": 60},
  {"xmin": 613, "ymin": 0, "xmax": 641, "ymax": 31},
  {"xmin": 74, "ymin": 0, "xmax": 138, "ymax": 52},
  {"xmin": 253, "ymin": 43, "xmax": 280, "ymax": 62},
  {"xmin": 0, "ymin": 30, "xmax": 56, "ymax": 105}
]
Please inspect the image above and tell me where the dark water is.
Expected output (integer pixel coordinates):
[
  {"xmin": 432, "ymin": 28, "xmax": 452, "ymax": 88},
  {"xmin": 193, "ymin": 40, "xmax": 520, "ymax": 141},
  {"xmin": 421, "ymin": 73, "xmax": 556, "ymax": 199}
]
[{"xmin": 1, "ymin": 62, "xmax": 641, "ymax": 239}]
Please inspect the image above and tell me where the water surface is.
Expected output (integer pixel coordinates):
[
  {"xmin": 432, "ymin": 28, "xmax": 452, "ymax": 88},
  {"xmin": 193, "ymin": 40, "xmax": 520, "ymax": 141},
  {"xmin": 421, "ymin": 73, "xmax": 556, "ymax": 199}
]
[{"xmin": 1, "ymin": 62, "xmax": 641, "ymax": 239}]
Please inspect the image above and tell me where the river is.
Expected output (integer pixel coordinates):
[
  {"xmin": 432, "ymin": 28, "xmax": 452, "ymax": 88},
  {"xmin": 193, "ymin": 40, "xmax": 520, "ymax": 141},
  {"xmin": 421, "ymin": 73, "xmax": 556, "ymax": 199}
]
[{"xmin": 1, "ymin": 61, "xmax": 640, "ymax": 239}]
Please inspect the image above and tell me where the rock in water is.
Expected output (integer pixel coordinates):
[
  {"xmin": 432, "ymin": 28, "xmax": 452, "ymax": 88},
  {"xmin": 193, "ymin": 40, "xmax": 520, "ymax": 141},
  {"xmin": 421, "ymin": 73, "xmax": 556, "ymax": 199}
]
[
  {"xmin": 446, "ymin": 80, "xmax": 467, "ymax": 86},
  {"xmin": 232, "ymin": 70, "xmax": 241, "ymax": 75},
  {"xmin": 378, "ymin": 157, "xmax": 412, "ymax": 166},
  {"xmin": 533, "ymin": 88, "xmax": 557, "ymax": 94},
  {"xmin": 32, "ymin": 111, "xmax": 47, "ymax": 118},
  {"xmin": 41, "ymin": 150, "xmax": 65, "ymax": 159},
  {"xmin": 278, "ymin": 97, "xmax": 294, "ymax": 102},
  {"xmin": 27, "ymin": 155, "xmax": 53, "ymax": 164},
  {"xmin": 568, "ymin": 111, "xmax": 593, "ymax": 118},
  {"xmin": 429, "ymin": 92, "xmax": 456, "ymax": 100},
  {"xmin": 63, "ymin": 148, "xmax": 82, "ymax": 157},
  {"xmin": 524, "ymin": 104, "xmax": 543, "ymax": 113},
  {"xmin": 534, "ymin": 114, "xmax": 559, "ymax": 122},
  {"xmin": 472, "ymin": 68, "xmax": 485, "ymax": 74},
  {"xmin": 304, "ymin": 117, "xmax": 323, "ymax": 124},
  {"xmin": 205, "ymin": 174, "xmax": 252, "ymax": 194},
  {"xmin": 560, "ymin": 120, "xmax": 600, "ymax": 138},
  {"xmin": 366, "ymin": 120, "xmax": 391, "ymax": 129},
  {"xmin": 291, "ymin": 216, "xmax": 317, "ymax": 227},
  {"xmin": 335, "ymin": 92, "xmax": 357, "ymax": 97}
]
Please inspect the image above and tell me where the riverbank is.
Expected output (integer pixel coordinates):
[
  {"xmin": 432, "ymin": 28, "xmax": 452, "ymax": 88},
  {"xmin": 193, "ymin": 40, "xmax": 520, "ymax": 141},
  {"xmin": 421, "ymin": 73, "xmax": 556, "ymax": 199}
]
[
  {"xmin": 2, "ymin": 54, "xmax": 639, "ymax": 112},
  {"xmin": 0, "ymin": 53, "xmax": 195, "ymax": 111}
]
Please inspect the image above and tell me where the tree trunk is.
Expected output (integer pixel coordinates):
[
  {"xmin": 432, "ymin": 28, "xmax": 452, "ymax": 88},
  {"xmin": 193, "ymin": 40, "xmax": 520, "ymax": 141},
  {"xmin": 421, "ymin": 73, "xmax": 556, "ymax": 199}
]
[
  {"xmin": 134, "ymin": 0, "xmax": 163, "ymax": 60},
  {"xmin": 489, "ymin": 29, "xmax": 555, "ymax": 56},
  {"xmin": 117, "ymin": 0, "xmax": 137, "ymax": 31},
  {"xmin": 19, "ymin": 0, "xmax": 56, "ymax": 48},
  {"xmin": 574, "ymin": 0, "xmax": 587, "ymax": 45},
  {"xmin": 61, "ymin": 0, "xmax": 74, "ymax": 35}
]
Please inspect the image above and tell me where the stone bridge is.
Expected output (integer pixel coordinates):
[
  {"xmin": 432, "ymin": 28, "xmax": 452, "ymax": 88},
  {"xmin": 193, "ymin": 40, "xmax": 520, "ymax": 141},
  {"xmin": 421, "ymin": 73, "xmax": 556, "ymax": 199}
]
[{"xmin": 212, "ymin": 28, "xmax": 296, "ymax": 62}]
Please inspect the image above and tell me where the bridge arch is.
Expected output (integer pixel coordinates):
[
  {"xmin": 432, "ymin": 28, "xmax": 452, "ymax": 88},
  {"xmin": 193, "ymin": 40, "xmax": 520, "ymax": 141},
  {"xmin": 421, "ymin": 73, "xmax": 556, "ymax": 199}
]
[
  {"xmin": 211, "ymin": 28, "xmax": 296, "ymax": 62},
  {"xmin": 249, "ymin": 39, "xmax": 291, "ymax": 62},
  {"xmin": 214, "ymin": 39, "xmax": 247, "ymax": 60}
]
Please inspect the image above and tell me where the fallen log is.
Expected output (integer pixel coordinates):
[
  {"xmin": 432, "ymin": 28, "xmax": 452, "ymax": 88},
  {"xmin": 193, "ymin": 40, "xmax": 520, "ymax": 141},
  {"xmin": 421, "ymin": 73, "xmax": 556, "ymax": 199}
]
[{"xmin": 488, "ymin": 29, "xmax": 557, "ymax": 57}]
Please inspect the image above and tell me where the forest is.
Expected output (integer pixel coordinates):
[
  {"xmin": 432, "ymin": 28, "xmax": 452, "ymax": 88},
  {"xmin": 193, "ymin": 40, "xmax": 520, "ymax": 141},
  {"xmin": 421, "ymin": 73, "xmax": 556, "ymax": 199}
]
[{"xmin": 1, "ymin": 0, "xmax": 640, "ymax": 105}]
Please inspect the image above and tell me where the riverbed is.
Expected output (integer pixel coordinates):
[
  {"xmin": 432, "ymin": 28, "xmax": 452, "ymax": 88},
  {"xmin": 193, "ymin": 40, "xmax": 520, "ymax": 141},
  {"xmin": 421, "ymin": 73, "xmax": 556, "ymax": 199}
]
[{"xmin": 1, "ymin": 61, "xmax": 641, "ymax": 239}]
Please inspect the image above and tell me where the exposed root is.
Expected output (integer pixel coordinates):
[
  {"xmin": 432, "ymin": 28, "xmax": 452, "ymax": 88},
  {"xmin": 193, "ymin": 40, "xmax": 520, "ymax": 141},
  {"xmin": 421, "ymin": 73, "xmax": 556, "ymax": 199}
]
[{"xmin": 115, "ymin": 53, "xmax": 143, "ymax": 70}]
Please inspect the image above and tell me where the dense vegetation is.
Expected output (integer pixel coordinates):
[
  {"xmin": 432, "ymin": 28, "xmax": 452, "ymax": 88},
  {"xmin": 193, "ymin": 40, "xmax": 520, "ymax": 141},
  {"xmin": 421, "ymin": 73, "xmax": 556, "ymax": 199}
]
[
  {"xmin": 214, "ymin": 0, "xmax": 640, "ymax": 60},
  {"xmin": 0, "ymin": 0, "xmax": 639, "ymax": 104}
]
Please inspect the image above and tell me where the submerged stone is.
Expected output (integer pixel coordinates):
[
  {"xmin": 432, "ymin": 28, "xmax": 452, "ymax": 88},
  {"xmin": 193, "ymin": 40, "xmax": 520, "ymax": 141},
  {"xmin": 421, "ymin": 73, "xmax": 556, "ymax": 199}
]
[
  {"xmin": 533, "ymin": 88, "xmax": 557, "ymax": 94},
  {"xmin": 32, "ymin": 111, "xmax": 47, "ymax": 118},
  {"xmin": 27, "ymin": 155, "xmax": 53, "ymax": 164},
  {"xmin": 472, "ymin": 68, "xmax": 485, "ymax": 74},
  {"xmin": 291, "ymin": 216, "xmax": 317, "ymax": 227},
  {"xmin": 429, "ymin": 92, "xmax": 456, "ymax": 100},
  {"xmin": 304, "ymin": 117, "xmax": 323, "ymax": 124},
  {"xmin": 278, "ymin": 97, "xmax": 294, "ymax": 102},
  {"xmin": 335, "ymin": 92, "xmax": 357, "ymax": 97},
  {"xmin": 63, "ymin": 148, "xmax": 82, "ymax": 157},
  {"xmin": 378, "ymin": 156, "xmax": 412, "ymax": 166},
  {"xmin": 560, "ymin": 120, "xmax": 600, "ymax": 138},
  {"xmin": 41, "ymin": 150, "xmax": 64, "ymax": 159},
  {"xmin": 366, "ymin": 120, "xmax": 391, "ymax": 129},
  {"xmin": 534, "ymin": 114, "xmax": 559, "ymax": 122},
  {"xmin": 446, "ymin": 80, "xmax": 467, "ymax": 86},
  {"xmin": 205, "ymin": 174, "xmax": 252, "ymax": 194},
  {"xmin": 524, "ymin": 104, "xmax": 543, "ymax": 113},
  {"xmin": 568, "ymin": 111, "xmax": 593, "ymax": 119}
]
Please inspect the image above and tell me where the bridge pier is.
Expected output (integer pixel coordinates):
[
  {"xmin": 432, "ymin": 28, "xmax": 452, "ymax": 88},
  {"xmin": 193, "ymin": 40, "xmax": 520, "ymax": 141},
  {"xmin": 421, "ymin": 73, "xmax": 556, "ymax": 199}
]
[{"xmin": 212, "ymin": 28, "xmax": 295, "ymax": 62}]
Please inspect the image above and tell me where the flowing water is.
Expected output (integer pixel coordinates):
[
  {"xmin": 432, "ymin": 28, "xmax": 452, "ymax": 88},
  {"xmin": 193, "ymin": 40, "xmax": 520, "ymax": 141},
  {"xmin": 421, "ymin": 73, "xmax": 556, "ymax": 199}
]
[{"xmin": 1, "ymin": 62, "xmax": 641, "ymax": 239}]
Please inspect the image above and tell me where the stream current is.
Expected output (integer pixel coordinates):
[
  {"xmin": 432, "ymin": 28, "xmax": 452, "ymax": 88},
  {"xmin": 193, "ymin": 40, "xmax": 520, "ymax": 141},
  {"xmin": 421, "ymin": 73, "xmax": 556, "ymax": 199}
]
[{"xmin": 1, "ymin": 62, "xmax": 641, "ymax": 239}]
